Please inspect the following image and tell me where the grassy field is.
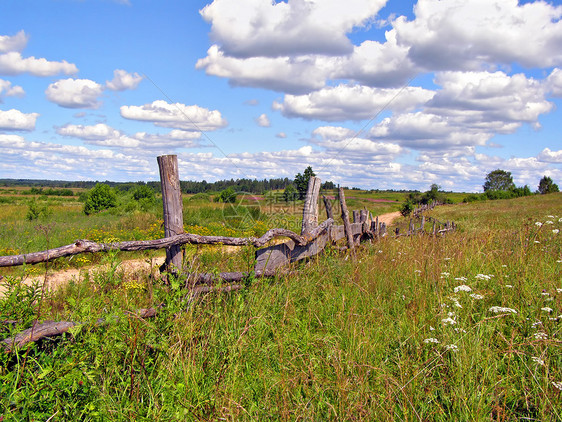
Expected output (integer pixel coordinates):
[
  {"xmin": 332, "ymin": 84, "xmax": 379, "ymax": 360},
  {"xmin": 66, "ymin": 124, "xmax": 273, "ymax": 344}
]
[{"xmin": 0, "ymin": 190, "xmax": 561, "ymax": 420}]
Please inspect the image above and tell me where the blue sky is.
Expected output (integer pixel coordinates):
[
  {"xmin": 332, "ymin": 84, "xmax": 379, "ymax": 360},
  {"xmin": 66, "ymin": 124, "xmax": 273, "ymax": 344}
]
[{"xmin": 0, "ymin": 0, "xmax": 561, "ymax": 192}]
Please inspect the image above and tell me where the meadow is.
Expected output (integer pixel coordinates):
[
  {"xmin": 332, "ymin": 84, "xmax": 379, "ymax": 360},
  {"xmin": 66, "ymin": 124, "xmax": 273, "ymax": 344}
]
[{"xmin": 0, "ymin": 188, "xmax": 560, "ymax": 420}]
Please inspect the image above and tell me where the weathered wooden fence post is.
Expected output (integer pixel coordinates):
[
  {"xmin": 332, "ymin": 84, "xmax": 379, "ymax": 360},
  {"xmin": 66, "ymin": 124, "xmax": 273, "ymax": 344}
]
[
  {"xmin": 322, "ymin": 195, "xmax": 333, "ymax": 220},
  {"xmin": 338, "ymin": 187, "xmax": 354, "ymax": 250},
  {"xmin": 302, "ymin": 177, "xmax": 321, "ymax": 235},
  {"xmin": 157, "ymin": 155, "xmax": 183, "ymax": 273}
]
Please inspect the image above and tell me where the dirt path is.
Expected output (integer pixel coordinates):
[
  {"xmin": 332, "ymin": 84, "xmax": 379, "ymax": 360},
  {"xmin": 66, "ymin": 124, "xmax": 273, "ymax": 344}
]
[
  {"xmin": 1, "ymin": 211, "xmax": 403, "ymax": 295},
  {"xmin": 375, "ymin": 211, "xmax": 402, "ymax": 226}
]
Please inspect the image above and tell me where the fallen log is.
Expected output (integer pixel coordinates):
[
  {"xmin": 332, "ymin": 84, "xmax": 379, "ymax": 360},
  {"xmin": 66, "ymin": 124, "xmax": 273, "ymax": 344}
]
[
  {"xmin": 0, "ymin": 282, "xmax": 249, "ymax": 353},
  {"xmin": 0, "ymin": 219, "xmax": 334, "ymax": 268}
]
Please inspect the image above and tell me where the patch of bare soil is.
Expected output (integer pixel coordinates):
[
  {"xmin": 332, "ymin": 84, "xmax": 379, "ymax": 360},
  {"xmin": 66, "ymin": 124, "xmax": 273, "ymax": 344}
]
[{"xmin": 375, "ymin": 211, "xmax": 402, "ymax": 226}]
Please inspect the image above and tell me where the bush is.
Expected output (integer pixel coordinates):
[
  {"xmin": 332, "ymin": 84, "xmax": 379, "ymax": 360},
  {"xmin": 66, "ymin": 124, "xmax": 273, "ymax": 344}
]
[
  {"xmin": 283, "ymin": 184, "xmax": 298, "ymax": 202},
  {"xmin": 400, "ymin": 201, "xmax": 414, "ymax": 217},
  {"xmin": 131, "ymin": 184, "xmax": 156, "ymax": 201},
  {"xmin": 26, "ymin": 199, "xmax": 51, "ymax": 220},
  {"xmin": 83, "ymin": 183, "xmax": 117, "ymax": 215},
  {"xmin": 215, "ymin": 187, "xmax": 237, "ymax": 203}
]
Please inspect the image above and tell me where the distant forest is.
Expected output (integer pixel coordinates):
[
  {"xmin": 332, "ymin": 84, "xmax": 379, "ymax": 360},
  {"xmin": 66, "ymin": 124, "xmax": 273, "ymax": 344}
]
[
  {"xmin": 0, "ymin": 178, "xmax": 334, "ymax": 194},
  {"xmin": 0, "ymin": 178, "xmax": 420, "ymax": 194}
]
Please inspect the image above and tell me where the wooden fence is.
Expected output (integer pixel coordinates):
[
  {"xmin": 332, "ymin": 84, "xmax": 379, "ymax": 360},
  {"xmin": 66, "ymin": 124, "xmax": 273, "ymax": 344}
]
[{"xmin": 0, "ymin": 155, "xmax": 456, "ymax": 351}]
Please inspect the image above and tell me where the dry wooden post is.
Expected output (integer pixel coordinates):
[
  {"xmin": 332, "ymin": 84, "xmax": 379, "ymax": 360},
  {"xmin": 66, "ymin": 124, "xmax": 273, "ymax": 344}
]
[
  {"xmin": 420, "ymin": 216, "xmax": 425, "ymax": 232},
  {"xmin": 301, "ymin": 177, "xmax": 321, "ymax": 235},
  {"xmin": 409, "ymin": 219, "xmax": 414, "ymax": 235},
  {"xmin": 352, "ymin": 210, "xmax": 360, "ymax": 224},
  {"xmin": 338, "ymin": 187, "xmax": 354, "ymax": 250},
  {"xmin": 322, "ymin": 195, "xmax": 333, "ymax": 220},
  {"xmin": 382, "ymin": 222, "xmax": 387, "ymax": 236},
  {"xmin": 432, "ymin": 221, "xmax": 436, "ymax": 235},
  {"xmin": 375, "ymin": 216, "xmax": 379, "ymax": 237},
  {"xmin": 157, "ymin": 155, "xmax": 184, "ymax": 273}
]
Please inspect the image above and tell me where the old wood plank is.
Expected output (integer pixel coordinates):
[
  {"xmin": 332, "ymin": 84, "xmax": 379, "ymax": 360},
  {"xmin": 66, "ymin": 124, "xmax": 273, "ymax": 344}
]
[
  {"xmin": 157, "ymin": 155, "xmax": 184, "ymax": 273},
  {"xmin": 339, "ymin": 187, "xmax": 354, "ymax": 250},
  {"xmin": 301, "ymin": 177, "xmax": 321, "ymax": 235}
]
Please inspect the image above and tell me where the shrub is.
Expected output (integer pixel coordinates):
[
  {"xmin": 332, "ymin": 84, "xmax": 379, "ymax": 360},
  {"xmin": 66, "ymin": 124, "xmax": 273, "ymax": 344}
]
[
  {"xmin": 216, "ymin": 187, "xmax": 237, "ymax": 203},
  {"xmin": 283, "ymin": 184, "xmax": 298, "ymax": 202},
  {"xmin": 26, "ymin": 199, "xmax": 51, "ymax": 220},
  {"xmin": 131, "ymin": 184, "xmax": 156, "ymax": 201},
  {"xmin": 400, "ymin": 200, "xmax": 414, "ymax": 217},
  {"xmin": 83, "ymin": 183, "xmax": 117, "ymax": 215}
]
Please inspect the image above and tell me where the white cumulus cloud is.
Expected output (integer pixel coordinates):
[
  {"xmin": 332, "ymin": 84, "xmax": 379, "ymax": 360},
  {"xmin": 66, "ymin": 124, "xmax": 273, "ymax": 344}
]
[
  {"xmin": 45, "ymin": 78, "xmax": 104, "ymax": 109},
  {"xmin": 255, "ymin": 113, "xmax": 270, "ymax": 127},
  {"xmin": 0, "ymin": 109, "xmax": 39, "ymax": 131},
  {"xmin": 393, "ymin": 0, "xmax": 562, "ymax": 71},
  {"xmin": 120, "ymin": 100, "xmax": 228, "ymax": 131},
  {"xmin": 105, "ymin": 69, "xmax": 143, "ymax": 91},
  {"xmin": 274, "ymin": 84, "xmax": 434, "ymax": 121},
  {"xmin": 0, "ymin": 31, "xmax": 28, "ymax": 53},
  {"xmin": 0, "ymin": 79, "xmax": 24, "ymax": 101},
  {"xmin": 200, "ymin": 0, "xmax": 386, "ymax": 58}
]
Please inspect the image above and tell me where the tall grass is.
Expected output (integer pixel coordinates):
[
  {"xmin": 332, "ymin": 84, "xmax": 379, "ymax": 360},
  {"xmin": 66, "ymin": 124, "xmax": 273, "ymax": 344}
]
[{"xmin": 1, "ymin": 193, "xmax": 561, "ymax": 420}]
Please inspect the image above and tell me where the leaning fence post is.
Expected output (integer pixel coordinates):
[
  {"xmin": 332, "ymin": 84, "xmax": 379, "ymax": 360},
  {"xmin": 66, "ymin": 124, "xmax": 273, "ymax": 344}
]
[
  {"xmin": 157, "ymin": 155, "xmax": 184, "ymax": 274},
  {"xmin": 301, "ymin": 177, "xmax": 321, "ymax": 235},
  {"xmin": 322, "ymin": 195, "xmax": 333, "ymax": 220},
  {"xmin": 338, "ymin": 187, "xmax": 354, "ymax": 251}
]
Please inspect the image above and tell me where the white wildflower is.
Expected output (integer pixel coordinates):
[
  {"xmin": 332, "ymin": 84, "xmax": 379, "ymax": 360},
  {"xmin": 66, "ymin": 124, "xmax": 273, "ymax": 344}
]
[
  {"xmin": 547, "ymin": 215, "xmax": 555, "ymax": 218},
  {"xmin": 531, "ymin": 357, "xmax": 545, "ymax": 366},
  {"xmin": 546, "ymin": 297, "xmax": 554, "ymax": 302},
  {"xmin": 454, "ymin": 328, "xmax": 466, "ymax": 333},
  {"xmin": 532, "ymin": 321, "xmax": 542, "ymax": 328},
  {"xmin": 442, "ymin": 317, "xmax": 456, "ymax": 325},
  {"xmin": 559, "ymin": 218, "xmax": 562, "ymax": 223},
  {"xmin": 552, "ymin": 381, "xmax": 562, "ymax": 390},
  {"xmin": 430, "ymin": 326, "xmax": 435, "ymax": 331},
  {"xmin": 535, "ymin": 222, "xmax": 543, "ymax": 227},
  {"xmin": 454, "ymin": 285, "xmax": 472, "ymax": 293},
  {"xmin": 476, "ymin": 274, "xmax": 493, "ymax": 281},
  {"xmin": 557, "ymin": 260, "xmax": 562, "ymax": 263},
  {"xmin": 542, "ymin": 292, "xmax": 550, "ymax": 297},
  {"xmin": 440, "ymin": 272, "xmax": 450, "ymax": 278},
  {"xmin": 423, "ymin": 338, "xmax": 439, "ymax": 344},
  {"xmin": 534, "ymin": 332, "xmax": 548, "ymax": 340},
  {"xmin": 545, "ymin": 220, "xmax": 554, "ymax": 225},
  {"xmin": 553, "ymin": 229, "xmax": 559, "ymax": 234},
  {"xmin": 502, "ymin": 265, "xmax": 508, "ymax": 268},
  {"xmin": 470, "ymin": 293, "xmax": 484, "ymax": 300},
  {"xmin": 447, "ymin": 311, "xmax": 457, "ymax": 318},
  {"xmin": 505, "ymin": 285, "xmax": 513, "ymax": 288},
  {"xmin": 445, "ymin": 344, "xmax": 458, "ymax": 352},
  {"xmin": 454, "ymin": 277, "xmax": 467, "ymax": 282},
  {"xmin": 444, "ymin": 257, "xmax": 451, "ymax": 261},
  {"xmin": 556, "ymin": 288, "xmax": 562, "ymax": 293},
  {"xmin": 541, "ymin": 307, "xmax": 553, "ymax": 313},
  {"xmin": 534, "ymin": 241, "xmax": 540, "ymax": 244},
  {"xmin": 489, "ymin": 306, "xmax": 517, "ymax": 314},
  {"xmin": 414, "ymin": 270, "xmax": 422, "ymax": 274}
]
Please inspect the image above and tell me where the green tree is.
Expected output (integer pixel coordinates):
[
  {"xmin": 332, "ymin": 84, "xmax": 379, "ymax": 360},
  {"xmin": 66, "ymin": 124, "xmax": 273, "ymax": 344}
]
[
  {"xmin": 294, "ymin": 166, "xmax": 315, "ymax": 200},
  {"xmin": 538, "ymin": 175, "xmax": 559, "ymax": 194},
  {"xmin": 84, "ymin": 183, "xmax": 117, "ymax": 215},
  {"xmin": 131, "ymin": 184, "xmax": 156, "ymax": 201},
  {"xmin": 216, "ymin": 187, "xmax": 237, "ymax": 203},
  {"xmin": 283, "ymin": 184, "xmax": 298, "ymax": 202},
  {"xmin": 483, "ymin": 169, "xmax": 515, "ymax": 192}
]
